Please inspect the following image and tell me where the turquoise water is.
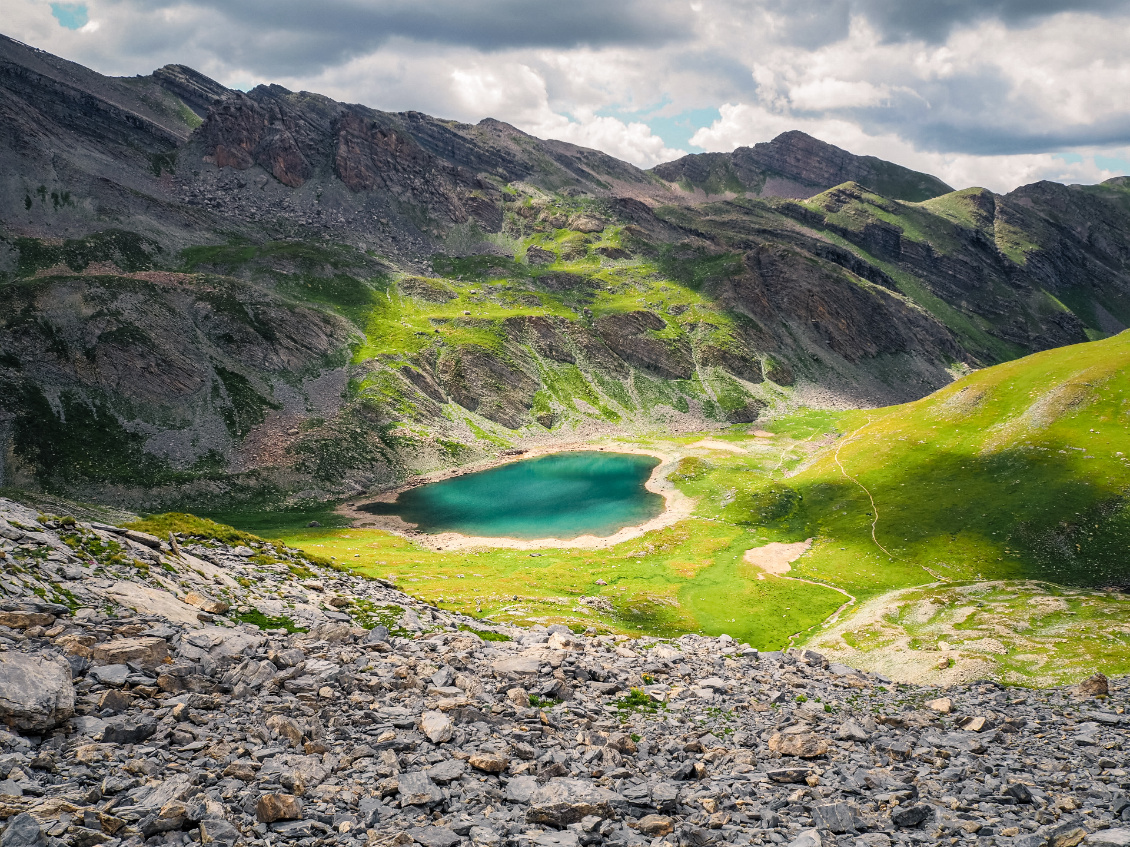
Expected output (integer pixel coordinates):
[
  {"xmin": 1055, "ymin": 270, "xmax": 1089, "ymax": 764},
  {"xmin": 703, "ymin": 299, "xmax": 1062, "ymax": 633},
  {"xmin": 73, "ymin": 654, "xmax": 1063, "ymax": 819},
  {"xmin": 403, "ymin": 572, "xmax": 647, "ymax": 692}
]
[{"xmin": 360, "ymin": 451, "xmax": 664, "ymax": 539}]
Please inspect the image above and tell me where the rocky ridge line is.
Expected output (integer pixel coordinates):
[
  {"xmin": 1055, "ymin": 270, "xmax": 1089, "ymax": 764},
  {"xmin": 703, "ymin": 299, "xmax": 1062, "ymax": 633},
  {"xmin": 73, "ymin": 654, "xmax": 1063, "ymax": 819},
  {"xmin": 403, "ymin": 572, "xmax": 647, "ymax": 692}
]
[{"xmin": 0, "ymin": 498, "xmax": 1127, "ymax": 847}]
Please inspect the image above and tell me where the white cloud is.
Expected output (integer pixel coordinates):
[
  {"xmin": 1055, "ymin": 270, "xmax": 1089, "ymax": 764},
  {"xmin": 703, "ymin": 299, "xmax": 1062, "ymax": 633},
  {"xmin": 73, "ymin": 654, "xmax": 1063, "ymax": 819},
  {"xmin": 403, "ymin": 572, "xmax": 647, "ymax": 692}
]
[
  {"xmin": 6, "ymin": 0, "xmax": 1130, "ymax": 190},
  {"xmin": 788, "ymin": 78, "xmax": 892, "ymax": 111}
]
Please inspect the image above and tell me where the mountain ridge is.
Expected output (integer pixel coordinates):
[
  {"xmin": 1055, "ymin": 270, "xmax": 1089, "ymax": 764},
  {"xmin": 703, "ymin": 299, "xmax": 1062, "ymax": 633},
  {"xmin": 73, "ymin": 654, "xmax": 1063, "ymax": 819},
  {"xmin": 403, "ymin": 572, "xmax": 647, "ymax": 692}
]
[{"xmin": 1, "ymin": 33, "xmax": 1130, "ymax": 509}]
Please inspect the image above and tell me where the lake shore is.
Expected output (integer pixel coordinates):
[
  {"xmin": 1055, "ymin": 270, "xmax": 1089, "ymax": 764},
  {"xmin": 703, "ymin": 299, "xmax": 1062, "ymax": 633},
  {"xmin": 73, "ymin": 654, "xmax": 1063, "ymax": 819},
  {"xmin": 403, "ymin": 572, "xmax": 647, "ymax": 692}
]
[{"xmin": 335, "ymin": 440, "xmax": 695, "ymax": 551}]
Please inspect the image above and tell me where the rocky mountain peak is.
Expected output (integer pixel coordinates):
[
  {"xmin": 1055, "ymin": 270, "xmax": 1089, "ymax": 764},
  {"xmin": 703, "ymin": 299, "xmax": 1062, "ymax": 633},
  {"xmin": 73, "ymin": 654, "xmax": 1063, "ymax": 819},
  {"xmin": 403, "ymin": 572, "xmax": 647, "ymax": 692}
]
[{"xmin": 651, "ymin": 130, "xmax": 952, "ymax": 203}]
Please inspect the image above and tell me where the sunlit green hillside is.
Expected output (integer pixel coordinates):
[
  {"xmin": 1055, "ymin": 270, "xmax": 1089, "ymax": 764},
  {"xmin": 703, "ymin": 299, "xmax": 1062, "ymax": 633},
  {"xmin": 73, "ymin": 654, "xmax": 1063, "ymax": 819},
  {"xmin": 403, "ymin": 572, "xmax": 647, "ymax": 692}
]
[{"xmin": 774, "ymin": 329, "xmax": 1130, "ymax": 599}]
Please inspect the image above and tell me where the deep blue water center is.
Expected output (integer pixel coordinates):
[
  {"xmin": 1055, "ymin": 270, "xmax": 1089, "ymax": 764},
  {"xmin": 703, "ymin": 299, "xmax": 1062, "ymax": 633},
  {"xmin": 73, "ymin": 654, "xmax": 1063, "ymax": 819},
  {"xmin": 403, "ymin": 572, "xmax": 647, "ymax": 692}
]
[{"xmin": 360, "ymin": 451, "xmax": 664, "ymax": 540}]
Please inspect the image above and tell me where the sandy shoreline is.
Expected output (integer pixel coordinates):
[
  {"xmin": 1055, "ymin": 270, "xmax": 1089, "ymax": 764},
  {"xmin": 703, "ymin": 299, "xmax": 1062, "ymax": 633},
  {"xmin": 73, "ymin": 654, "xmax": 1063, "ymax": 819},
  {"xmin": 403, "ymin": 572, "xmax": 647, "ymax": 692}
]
[{"xmin": 335, "ymin": 440, "xmax": 695, "ymax": 551}]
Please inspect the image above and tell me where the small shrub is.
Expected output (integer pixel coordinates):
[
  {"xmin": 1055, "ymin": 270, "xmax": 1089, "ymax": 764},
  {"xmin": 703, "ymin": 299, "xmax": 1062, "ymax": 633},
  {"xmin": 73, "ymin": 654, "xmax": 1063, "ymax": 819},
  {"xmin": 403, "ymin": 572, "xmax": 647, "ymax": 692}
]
[
  {"xmin": 232, "ymin": 608, "xmax": 307, "ymax": 633},
  {"xmin": 457, "ymin": 625, "xmax": 512, "ymax": 642},
  {"xmin": 615, "ymin": 688, "xmax": 664, "ymax": 718}
]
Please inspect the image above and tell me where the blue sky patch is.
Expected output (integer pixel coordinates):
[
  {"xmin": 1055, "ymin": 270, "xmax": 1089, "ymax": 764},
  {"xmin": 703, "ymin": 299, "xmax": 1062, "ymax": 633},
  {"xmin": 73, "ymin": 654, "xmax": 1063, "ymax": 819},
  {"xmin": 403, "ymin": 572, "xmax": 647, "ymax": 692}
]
[
  {"xmin": 50, "ymin": 3, "xmax": 89, "ymax": 30},
  {"xmin": 1094, "ymin": 154, "xmax": 1130, "ymax": 177},
  {"xmin": 594, "ymin": 105, "xmax": 721, "ymax": 152}
]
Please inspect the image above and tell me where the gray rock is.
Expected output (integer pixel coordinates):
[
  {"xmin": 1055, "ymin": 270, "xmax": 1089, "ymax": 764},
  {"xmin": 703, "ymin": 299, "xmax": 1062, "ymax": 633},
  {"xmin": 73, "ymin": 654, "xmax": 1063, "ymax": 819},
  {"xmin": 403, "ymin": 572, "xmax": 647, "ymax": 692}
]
[
  {"xmin": 1089, "ymin": 831, "xmax": 1130, "ymax": 847},
  {"xmin": 0, "ymin": 813, "xmax": 44, "ymax": 847},
  {"xmin": 0, "ymin": 653, "xmax": 74, "ymax": 732},
  {"xmin": 100, "ymin": 715, "xmax": 158, "ymax": 745},
  {"xmin": 409, "ymin": 827, "xmax": 461, "ymax": 847},
  {"xmin": 199, "ymin": 818, "xmax": 241, "ymax": 846},
  {"xmin": 504, "ymin": 775, "xmax": 539, "ymax": 803},
  {"xmin": 180, "ymin": 626, "xmax": 265, "ymax": 660},
  {"xmin": 767, "ymin": 767, "xmax": 811, "ymax": 784},
  {"xmin": 364, "ymin": 625, "xmax": 390, "ymax": 644},
  {"xmin": 399, "ymin": 771, "xmax": 445, "ymax": 806},
  {"xmin": 836, "ymin": 719, "xmax": 870, "ymax": 742},
  {"xmin": 891, "ymin": 804, "xmax": 932, "ymax": 827},
  {"xmin": 788, "ymin": 830, "xmax": 822, "ymax": 847},
  {"xmin": 534, "ymin": 832, "xmax": 580, "ymax": 847},
  {"xmin": 88, "ymin": 664, "xmax": 130, "ymax": 687},
  {"xmin": 812, "ymin": 802, "xmax": 862, "ymax": 833},
  {"xmin": 527, "ymin": 778, "xmax": 624, "ymax": 827},
  {"xmin": 420, "ymin": 710, "xmax": 453, "ymax": 744},
  {"xmin": 427, "ymin": 759, "xmax": 467, "ymax": 784},
  {"xmin": 493, "ymin": 655, "xmax": 542, "ymax": 675},
  {"xmin": 470, "ymin": 826, "xmax": 501, "ymax": 847}
]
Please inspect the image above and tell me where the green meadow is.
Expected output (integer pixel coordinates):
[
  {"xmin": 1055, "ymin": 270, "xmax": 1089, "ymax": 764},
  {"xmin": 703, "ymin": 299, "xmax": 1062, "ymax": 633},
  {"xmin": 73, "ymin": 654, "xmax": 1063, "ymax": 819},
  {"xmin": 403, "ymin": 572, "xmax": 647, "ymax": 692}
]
[{"xmin": 143, "ymin": 331, "xmax": 1130, "ymax": 678}]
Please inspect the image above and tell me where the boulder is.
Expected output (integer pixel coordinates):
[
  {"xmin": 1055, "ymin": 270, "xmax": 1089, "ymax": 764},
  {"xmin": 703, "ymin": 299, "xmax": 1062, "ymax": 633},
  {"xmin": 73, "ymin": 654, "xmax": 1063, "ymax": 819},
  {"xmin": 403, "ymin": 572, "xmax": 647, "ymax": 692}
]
[
  {"xmin": 420, "ymin": 710, "xmax": 453, "ymax": 744},
  {"xmin": 0, "ymin": 653, "xmax": 74, "ymax": 732},
  {"xmin": 768, "ymin": 732, "xmax": 829, "ymax": 758},
  {"xmin": 1073, "ymin": 674, "xmax": 1110, "ymax": 699},
  {"xmin": 256, "ymin": 794, "xmax": 302, "ymax": 823},
  {"xmin": 91, "ymin": 636, "xmax": 169, "ymax": 668},
  {"xmin": 526, "ymin": 778, "xmax": 623, "ymax": 827},
  {"xmin": 0, "ymin": 813, "xmax": 45, "ymax": 847}
]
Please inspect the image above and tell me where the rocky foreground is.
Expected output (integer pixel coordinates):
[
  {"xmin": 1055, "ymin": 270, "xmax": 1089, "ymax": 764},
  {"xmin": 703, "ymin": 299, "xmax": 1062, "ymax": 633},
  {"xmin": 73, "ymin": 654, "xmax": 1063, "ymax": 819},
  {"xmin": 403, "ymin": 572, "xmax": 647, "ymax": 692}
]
[{"xmin": 0, "ymin": 499, "xmax": 1128, "ymax": 847}]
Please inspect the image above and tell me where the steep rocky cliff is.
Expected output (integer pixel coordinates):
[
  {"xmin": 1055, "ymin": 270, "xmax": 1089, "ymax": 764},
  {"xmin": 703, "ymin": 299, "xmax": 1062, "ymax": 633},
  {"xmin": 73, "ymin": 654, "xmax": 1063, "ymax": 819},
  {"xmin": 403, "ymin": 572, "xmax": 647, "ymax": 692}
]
[{"xmin": 1, "ymin": 34, "xmax": 1129, "ymax": 508}]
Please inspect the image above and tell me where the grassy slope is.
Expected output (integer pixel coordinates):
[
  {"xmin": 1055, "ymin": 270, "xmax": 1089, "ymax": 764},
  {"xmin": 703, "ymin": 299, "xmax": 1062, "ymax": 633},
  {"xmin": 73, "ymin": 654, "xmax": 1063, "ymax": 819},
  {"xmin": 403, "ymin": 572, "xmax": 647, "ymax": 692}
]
[
  {"xmin": 160, "ymin": 333, "xmax": 1130, "ymax": 681},
  {"xmin": 785, "ymin": 329, "xmax": 1130, "ymax": 599}
]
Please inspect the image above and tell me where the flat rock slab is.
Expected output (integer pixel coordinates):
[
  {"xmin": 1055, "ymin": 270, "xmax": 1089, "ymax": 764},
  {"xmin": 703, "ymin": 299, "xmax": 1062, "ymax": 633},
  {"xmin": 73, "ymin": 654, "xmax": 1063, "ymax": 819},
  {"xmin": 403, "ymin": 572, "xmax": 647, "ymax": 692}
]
[
  {"xmin": 180, "ymin": 626, "xmax": 266, "ymax": 660},
  {"xmin": 92, "ymin": 636, "xmax": 169, "ymax": 667},
  {"xmin": 1089, "ymin": 830, "xmax": 1130, "ymax": 847},
  {"xmin": 103, "ymin": 582, "xmax": 202, "ymax": 627},
  {"xmin": 767, "ymin": 767, "xmax": 812, "ymax": 784},
  {"xmin": 409, "ymin": 827, "xmax": 460, "ymax": 847},
  {"xmin": 492, "ymin": 655, "xmax": 542, "ymax": 675},
  {"xmin": 527, "ymin": 778, "xmax": 624, "ymax": 827}
]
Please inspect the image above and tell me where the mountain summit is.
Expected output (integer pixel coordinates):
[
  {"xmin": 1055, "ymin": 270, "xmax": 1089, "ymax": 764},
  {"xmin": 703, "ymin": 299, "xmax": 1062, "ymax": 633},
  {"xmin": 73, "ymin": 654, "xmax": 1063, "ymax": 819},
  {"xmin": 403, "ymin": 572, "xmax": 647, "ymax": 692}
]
[{"xmin": 652, "ymin": 130, "xmax": 953, "ymax": 202}]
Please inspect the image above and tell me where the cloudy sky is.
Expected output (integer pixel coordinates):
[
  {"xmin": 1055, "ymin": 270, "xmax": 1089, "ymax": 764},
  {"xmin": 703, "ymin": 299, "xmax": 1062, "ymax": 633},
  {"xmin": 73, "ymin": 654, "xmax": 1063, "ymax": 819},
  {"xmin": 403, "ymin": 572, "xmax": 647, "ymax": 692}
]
[{"xmin": 8, "ymin": 0, "xmax": 1130, "ymax": 192}]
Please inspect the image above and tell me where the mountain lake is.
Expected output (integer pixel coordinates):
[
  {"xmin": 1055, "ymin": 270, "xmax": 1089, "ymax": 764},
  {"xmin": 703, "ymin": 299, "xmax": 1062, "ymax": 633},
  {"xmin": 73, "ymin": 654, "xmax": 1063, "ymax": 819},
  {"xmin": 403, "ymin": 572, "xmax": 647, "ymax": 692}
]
[{"xmin": 360, "ymin": 451, "xmax": 664, "ymax": 539}]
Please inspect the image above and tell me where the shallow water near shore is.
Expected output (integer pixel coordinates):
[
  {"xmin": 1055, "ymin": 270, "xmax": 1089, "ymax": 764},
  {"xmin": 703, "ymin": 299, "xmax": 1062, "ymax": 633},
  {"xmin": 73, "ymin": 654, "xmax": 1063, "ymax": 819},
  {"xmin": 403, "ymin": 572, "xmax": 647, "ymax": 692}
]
[{"xmin": 359, "ymin": 451, "xmax": 664, "ymax": 539}]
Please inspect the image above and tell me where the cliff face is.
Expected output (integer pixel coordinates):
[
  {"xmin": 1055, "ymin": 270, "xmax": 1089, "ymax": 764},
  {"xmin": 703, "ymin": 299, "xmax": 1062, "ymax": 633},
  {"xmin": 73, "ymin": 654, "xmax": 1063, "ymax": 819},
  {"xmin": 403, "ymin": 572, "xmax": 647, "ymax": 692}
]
[{"xmin": 1, "ymin": 35, "xmax": 1129, "ymax": 507}]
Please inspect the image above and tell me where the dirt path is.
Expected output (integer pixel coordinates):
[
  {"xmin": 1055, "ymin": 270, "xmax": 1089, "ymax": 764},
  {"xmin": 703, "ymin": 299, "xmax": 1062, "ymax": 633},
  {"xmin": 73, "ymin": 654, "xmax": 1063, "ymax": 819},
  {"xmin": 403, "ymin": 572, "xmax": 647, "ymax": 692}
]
[
  {"xmin": 832, "ymin": 421, "xmax": 942, "ymax": 583},
  {"xmin": 832, "ymin": 419, "xmax": 896, "ymax": 559}
]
